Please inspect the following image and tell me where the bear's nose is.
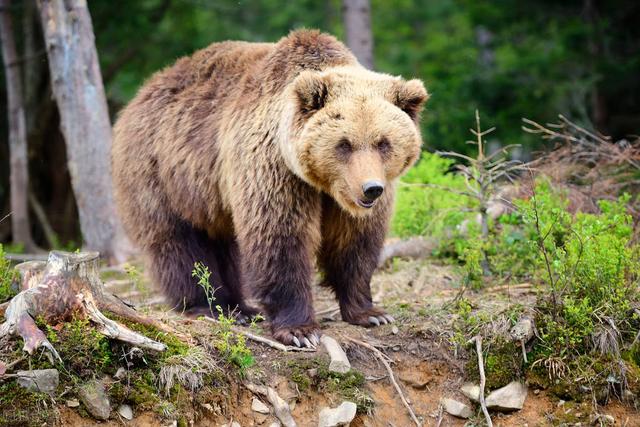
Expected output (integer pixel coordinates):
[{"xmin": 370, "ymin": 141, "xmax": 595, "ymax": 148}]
[{"xmin": 362, "ymin": 181, "xmax": 384, "ymax": 200}]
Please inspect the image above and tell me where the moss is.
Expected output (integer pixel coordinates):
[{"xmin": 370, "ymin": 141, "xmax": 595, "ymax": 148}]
[
  {"xmin": 286, "ymin": 357, "xmax": 374, "ymax": 414},
  {"xmin": 0, "ymin": 381, "xmax": 55, "ymax": 426},
  {"xmin": 466, "ymin": 337, "xmax": 522, "ymax": 390}
]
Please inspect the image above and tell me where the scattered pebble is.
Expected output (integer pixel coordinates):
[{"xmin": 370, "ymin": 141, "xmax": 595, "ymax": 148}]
[
  {"xmin": 391, "ymin": 325, "xmax": 399, "ymax": 335},
  {"xmin": 78, "ymin": 379, "xmax": 111, "ymax": 420},
  {"xmin": 118, "ymin": 404, "xmax": 133, "ymax": 420},
  {"xmin": 252, "ymin": 397, "xmax": 270, "ymax": 414},
  {"xmin": 441, "ymin": 397, "xmax": 473, "ymax": 419},
  {"xmin": 66, "ymin": 399, "xmax": 80, "ymax": 408},
  {"xmin": 114, "ymin": 367, "xmax": 127, "ymax": 380},
  {"xmin": 16, "ymin": 369, "xmax": 59, "ymax": 394},
  {"xmin": 486, "ymin": 381, "xmax": 528, "ymax": 412},
  {"xmin": 460, "ymin": 382, "xmax": 480, "ymax": 402},
  {"xmin": 318, "ymin": 401, "xmax": 357, "ymax": 427},
  {"xmin": 320, "ymin": 335, "xmax": 351, "ymax": 374}
]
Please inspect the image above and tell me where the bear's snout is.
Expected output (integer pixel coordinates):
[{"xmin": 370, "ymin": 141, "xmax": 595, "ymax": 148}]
[{"xmin": 362, "ymin": 180, "xmax": 384, "ymax": 200}]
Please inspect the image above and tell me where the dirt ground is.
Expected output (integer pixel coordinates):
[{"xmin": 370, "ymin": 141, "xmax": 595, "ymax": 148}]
[{"xmin": 49, "ymin": 257, "xmax": 640, "ymax": 426}]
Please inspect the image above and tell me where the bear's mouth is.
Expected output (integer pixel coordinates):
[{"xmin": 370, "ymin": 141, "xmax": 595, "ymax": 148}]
[{"xmin": 357, "ymin": 198, "xmax": 376, "ymax": 209}]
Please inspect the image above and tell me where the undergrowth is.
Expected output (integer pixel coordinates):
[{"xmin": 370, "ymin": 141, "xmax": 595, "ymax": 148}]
[{"xmin": 0, "ymin": 243, "xmax": 17, "ymax": 303}]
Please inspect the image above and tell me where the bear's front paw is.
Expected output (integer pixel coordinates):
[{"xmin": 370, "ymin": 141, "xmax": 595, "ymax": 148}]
[
  {"xmin": 272, "ymin": 323, "xmax": 321, "ymax": 348},
  {"xmin": 341, "ymin": 306, "xmax": 395, "ymax": 327}
]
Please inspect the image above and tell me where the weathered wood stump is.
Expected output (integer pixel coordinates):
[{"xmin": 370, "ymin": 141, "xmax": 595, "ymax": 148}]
[{"xmin": 0, "ymin": 251, "xmax": 166, "ymax": 362}]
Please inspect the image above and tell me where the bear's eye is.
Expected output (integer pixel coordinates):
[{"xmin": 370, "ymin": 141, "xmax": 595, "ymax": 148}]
[
  {"xmin": 377, "ymin": 138, "xmax": 392, "ymax": 156},
  {"xmin": 336, "ymin": 138, "xmax": 353, "ymax": 157}
]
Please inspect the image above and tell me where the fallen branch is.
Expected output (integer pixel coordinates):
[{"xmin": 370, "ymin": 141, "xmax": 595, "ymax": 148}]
[
  {"xmin": 378, "ymin": 237, "xmax": 435, "ymax": 267},
  {"xmin": 202, "ymin": 316, "xmax": 314, "ymax": 352},
  {"xmin": 469, "ymin": 335, "xmax": 492, "ymax": 427},
  {"xmin": 344, "ymin": 336, "xmax": 420, "ymax": 426},
  {"xmin": 245, "ymin": 382, "xmax": 296, "ymax": 427}
]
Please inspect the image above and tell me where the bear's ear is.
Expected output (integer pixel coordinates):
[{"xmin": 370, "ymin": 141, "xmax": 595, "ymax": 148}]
[
  {"xmin": 392, "ymin": 79, "xmax": 429, "ymax": 121},
  {"xmin": 293, "ymin": 71, "xmax": 331, "ymax": 115}
]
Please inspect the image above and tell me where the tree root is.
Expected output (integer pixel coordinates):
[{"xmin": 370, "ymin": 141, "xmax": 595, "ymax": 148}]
[
  {"xmin": 0, "ymin": 251, "xmax": 167, "ymax": 360},
  {"xmin": 469, "ymin": 335, "xmax": 493, "ymax": 427},
  {"xmin": 344, "ymin": 336, "xmax": 421, "ymax": 426}
]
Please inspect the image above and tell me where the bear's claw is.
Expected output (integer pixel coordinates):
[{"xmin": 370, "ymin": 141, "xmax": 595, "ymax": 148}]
[
  {"xmin": 342, "ymin": 306, "xmax": 394, "ymax": 328},
  {"xmin": 273, "ymin": 325, "xmax": 321, "ymax": 349}
]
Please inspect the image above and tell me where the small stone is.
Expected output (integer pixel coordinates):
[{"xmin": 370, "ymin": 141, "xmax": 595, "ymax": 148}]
[
  {"xmin": 485, "ymin": 381, "xmax": 527, "ymax": 412},
  {"xmin": 460, "ymin": 382, "xmax": 480, "ymax": 402},
  {"xmin": 78, "ymin": 379, "xmax": 111, "ymax": 420},
  {"xmin": 510, "ymin": 316, "xmax": 535, "ymax": 342},
  {"xmin": 308, "ymin": 368, "xmax": 318, "ymax": 378},
  {"xmin": 534, "ymin": 389, "xmax": 540, "ymax": 395},
  {"xmin": 201, "ymin": 403, "xmax": 214, "ymax": 412},
  {"xmin": 440, "ymin": 398, "xmax": 473, "ymax": 419},
  {"xmin": 268, "ymin": 422, "xmax": 281, "ymax": 427},
  {"xmin": 320, "ymin": 335, "xmax": 351, "ymax": 374},
  {"xmin": 252, "ymin": 397, "xmax": 270, "ymax": 414},
  {"xmin": 118, "ymin": 404, "xmax": 133, "ymax": 420},
  {"xmin": 391, "ymin": 326, "xmax": 399, "ymax": 335},
  {"xmin": 114, "ymin": 367, "xmax": 127, "ymax": 380},
  {"xmin": 16, "ymin": 369, "xmax": 59, "ymax": 393},
  {"xmin": 221, "ymin": 422, "xmax": 241, "ymax": 427},
  {"xmin": 318, "ymin": 401, "xmax": 357, "ymax": 427},
  {"xmin": 603, "ymin": 414, "xmax": 615, "ymax": 425},
  {"xmin": 66, "ymin": 399, "xmax": 80, "ymax": 408}
]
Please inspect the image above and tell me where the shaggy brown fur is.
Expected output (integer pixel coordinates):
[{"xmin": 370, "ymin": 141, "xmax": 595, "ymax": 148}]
[{"xmin": 112, "ymin": 30, "xmax": 429, "ymax": 346}]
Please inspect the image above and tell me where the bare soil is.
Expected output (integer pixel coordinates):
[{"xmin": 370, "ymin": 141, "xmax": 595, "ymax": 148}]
[{"xmin": 45, "ymin": 257, "xmax": 640, "ymax": 426}]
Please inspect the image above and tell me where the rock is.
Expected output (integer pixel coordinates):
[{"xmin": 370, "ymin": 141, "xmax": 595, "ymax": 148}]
[
  {"xmin": 118, "ymin": 404, "xmax": 133, "ymax": 420},
  {"xmin": 391, "ymin": 326, "xmax": 399, "ymax": 335},
  {"xmin": 320, "ymin": 336, "xmax": 351, "ymax": 374},
  {"xmin": 268, "ymin": 422, "xmax": 282, "ymax": 427},
  {"xmin": 510, "ymin": 316, "xmax": 535, "ymax": 342},
  {"xmin": 308, "ymin": 368, "xmax": 318, "ymax": 378},
  {"xmin": 16, "ymin": 369, "xmax": 59, "ymax": 393},
  {"xmin": 399, "ymin": 373, "xmax": 431, "ymax": 390},
  {"xmin": 440, "ymin": 398, "xmax": 473, "ymax": 419},
  {"xmin": 78, "ymin": 380, "xmax": 111, "ymax": 420},
  {"xmin": 221, "ymin": 422, "xmax": 241, "ymax": 427},
  {"xmin": 460, "ymin": 382, "xmax": 480, "ymax": 402},
  {"xmin": 114, "ymin": 367, "xmax": 127, "ymax": 380},
  {"xmin": 318, "ymin": 401, "xmax": 357, "ymax": 427},
  {"xmin": 66, "ymin": 399, "xmax": 80, "ymax": 408},
  {"xmin": 485, "ymin": 381, "xmax": 527, "ymax": 412},
  {"xmin": 252, "ymin": 397, "xmax": 270, "ymax": 414}
]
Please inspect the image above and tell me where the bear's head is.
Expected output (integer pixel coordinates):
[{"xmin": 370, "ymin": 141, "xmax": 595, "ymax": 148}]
[{"xmin": 280, "ymin": 66, "xmax": 429, "ymax": 217}]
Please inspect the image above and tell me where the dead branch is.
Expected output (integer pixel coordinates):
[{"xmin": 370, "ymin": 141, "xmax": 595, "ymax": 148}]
[
  {"xmin": 202, "ymin": 316, "xmax": 314, "ymax": 353},
  {"xmin": 469, "ymin": 335, "xmax": 492, "ymax": 427},
  {"xmin": 344, "ymin": 336, "xmax": 421, "ymax": 426},
  {"xmin": 378, "ymin": 237, "xmax": 436, "ymax": 267}
]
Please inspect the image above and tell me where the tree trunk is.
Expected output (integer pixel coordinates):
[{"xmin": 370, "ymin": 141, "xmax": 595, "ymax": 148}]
[
  {"xmin": 342, "ymin": 0, "xmax": 374, "ymax": 70},
  {"xmin": 37, "ymin": 0, "xmax": 129, "ymax": 261},
  {"xmin": 0, "ymin": 0, "xmax": 37, "ymax": 252}
]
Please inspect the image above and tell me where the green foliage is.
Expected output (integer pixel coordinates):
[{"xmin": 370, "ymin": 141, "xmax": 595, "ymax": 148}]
[
  {"xmin": 391, "ymin": 151, "xmax": 471, "ymax": 237},
  {"xmin": 213, "ymin": 307, "xmax": 254, "ymax": 373},
  {"xmin": 192, "ymin": 261, "xmax": 215, "ymax": 315},
  {"xmin": 0, "ymin": 244, "xmax": 17, "ymax": 303}
]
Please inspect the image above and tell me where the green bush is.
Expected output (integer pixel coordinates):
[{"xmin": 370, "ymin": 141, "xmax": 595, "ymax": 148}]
[{"xmin": 391, "ymin": 151, "xmax": 472, "ymax": 238}]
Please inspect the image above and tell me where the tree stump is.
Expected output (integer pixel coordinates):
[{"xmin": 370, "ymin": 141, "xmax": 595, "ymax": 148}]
[{"xmin": 0, "ymin": 251, "xmax": 166, "ymax": 362}]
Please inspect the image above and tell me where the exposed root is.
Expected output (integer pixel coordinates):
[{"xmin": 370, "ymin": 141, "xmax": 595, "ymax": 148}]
[
  {"xmin": 0, "ymin": 251, "xmax": 167, "ymax": 359},
  {"xmin": 469, "ymin": 335, "xmax": 493, "ymax": 427},
  {"xmin": 344, "ymin": 336, "xmax": 421, "ymax": 427}
]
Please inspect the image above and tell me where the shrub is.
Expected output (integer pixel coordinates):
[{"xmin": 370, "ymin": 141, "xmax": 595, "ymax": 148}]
[
  {"xmin": 391, "ymin": 151, "xmax": 472, "ymax": 238},
  {"xmin": 0, "ymin": 244, "xmax": 17, "ymax": 303}
]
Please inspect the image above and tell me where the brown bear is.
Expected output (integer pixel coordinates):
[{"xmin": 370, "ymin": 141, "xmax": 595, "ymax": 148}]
[{"xmin": 112, "ymin": 30, "xmax": 428, "ymax": 347}]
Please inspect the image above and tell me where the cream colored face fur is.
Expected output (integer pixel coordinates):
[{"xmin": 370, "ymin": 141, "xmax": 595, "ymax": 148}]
[{"xmin": 280, "ymin": 66, "xmax": 429, "ymax": 217}]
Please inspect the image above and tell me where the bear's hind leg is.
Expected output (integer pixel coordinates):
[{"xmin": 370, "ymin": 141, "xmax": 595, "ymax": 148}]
[{"xmin": 147, "ymin": 222, "xmax": 250, "ymax": 318}]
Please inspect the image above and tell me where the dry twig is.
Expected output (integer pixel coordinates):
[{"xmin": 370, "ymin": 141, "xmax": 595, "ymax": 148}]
[
  {"xmin": 344, "ymin": 336, "xmax": 421, "ymax": 426},
  {"xmin": 202, "ymin": 316, "xmax": 314, "ymax": 352}
]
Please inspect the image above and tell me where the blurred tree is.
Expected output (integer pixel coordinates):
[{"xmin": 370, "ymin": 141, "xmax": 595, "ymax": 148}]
[
  {"xmin": 38, "ymin": 0, "xmax": 128, "ymax": 260},
  {"xmin": 0, "ymin": 0, "xmax": 37, "ymax": 251},
  {"xmin": 343, "ymin": 0, "xmax": 374, "ymax": 69}
]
